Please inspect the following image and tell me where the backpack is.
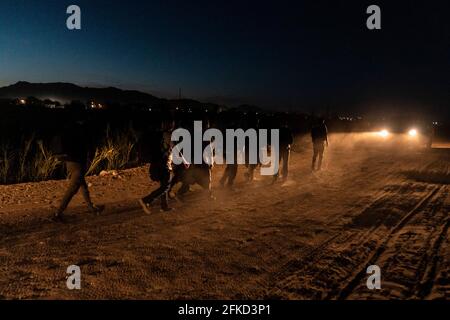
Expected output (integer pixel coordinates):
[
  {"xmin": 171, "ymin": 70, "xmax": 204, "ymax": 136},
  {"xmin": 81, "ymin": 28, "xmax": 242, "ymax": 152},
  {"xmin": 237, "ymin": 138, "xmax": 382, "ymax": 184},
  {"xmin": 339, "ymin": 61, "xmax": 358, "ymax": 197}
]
[
  {"xmin": 49, "ymin": 134, "xmax": 69, "ymax": 161},
  {"xmin": 140, "ymin": 130, "xmax": 163, "ymax": 163}
]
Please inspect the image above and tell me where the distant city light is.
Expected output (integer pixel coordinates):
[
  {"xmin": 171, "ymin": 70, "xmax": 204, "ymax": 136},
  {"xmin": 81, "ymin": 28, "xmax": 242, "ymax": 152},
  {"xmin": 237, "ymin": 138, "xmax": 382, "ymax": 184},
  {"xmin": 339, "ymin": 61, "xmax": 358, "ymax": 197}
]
[{"xmin": 90, "ymin": 101, "xmax": 105, "ymax": 109}]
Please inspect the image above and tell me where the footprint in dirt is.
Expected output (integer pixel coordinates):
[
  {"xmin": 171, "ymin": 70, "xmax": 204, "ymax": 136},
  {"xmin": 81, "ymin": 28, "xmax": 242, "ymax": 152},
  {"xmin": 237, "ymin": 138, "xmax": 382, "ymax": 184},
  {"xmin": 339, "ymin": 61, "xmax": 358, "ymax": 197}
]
[
  {"xmin": 310, "ymin": 171, "xmax": 325, "ymax": 181},
  {"xmin": 281, "ymin": 180, "xmax": 296, "ymax": 187}
]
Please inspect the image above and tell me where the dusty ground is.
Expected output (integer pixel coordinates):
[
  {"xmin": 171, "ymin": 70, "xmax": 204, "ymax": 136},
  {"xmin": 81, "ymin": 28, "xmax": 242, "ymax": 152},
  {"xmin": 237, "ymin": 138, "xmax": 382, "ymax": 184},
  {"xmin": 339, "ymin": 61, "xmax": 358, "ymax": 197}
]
[{"xmin": 0, "ymin": 133, "xmax": 449, "ymax": 300}]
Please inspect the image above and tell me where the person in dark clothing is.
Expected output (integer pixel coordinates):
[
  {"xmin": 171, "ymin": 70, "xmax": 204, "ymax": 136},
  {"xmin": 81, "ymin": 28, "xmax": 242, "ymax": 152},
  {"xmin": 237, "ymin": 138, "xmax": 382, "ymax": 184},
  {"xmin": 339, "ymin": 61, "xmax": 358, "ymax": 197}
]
[
  {"xmin": 53, "ymin": 119, "xmax": 104, "ymax": 222},
  {"xmin": 273, "ymin": 124, "xmax": 294, "ymax": 182},
  {"xmin": 171, "ymin": 164, "xmax": 214, "ymax": 198},
  {"xmin": 244, "ymin": 115, "xmax": 261, "ymax": 183},
  {"xmin": 311, "ymin": 119, "xmax": 329, "ymax": 171},
  {"xmin": 427, "ymin": 123, "xmax": 436, "ymax": 149},
  {"xmin": 220, "ymin": 120, "xmax": 241, "ymax": 189},
  {"xmin": 170, "ymin": 119, "xmax": 214, "ymax": 198},
  {"xmin": 245, "ymin": 162, "xmax": 258, "ymax": 182},
  {"xmin": 169, "ymin": 162, "xmax": 187, "ymax": 197},
  {"xmin": 221, "ymin": 134, "xmax": 244, "ymax": 189},
  {"xmin": 220, "ymin": 162, "xmax": 238, "ymax": 188},
  {"xmin": 139, "ymin": 120, "xmax": 175, "ymax": 214},
  {"xmin": 172, "ymin": 141, "xmax": 214, "ymax": 199}
]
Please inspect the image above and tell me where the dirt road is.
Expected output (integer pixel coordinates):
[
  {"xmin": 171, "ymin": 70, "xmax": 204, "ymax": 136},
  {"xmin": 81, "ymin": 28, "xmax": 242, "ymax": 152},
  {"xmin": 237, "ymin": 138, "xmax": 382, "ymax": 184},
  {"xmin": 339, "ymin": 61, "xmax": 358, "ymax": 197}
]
[{"xmin": 0, "ymin": 133, "xmax": 449, "ymax": 299}]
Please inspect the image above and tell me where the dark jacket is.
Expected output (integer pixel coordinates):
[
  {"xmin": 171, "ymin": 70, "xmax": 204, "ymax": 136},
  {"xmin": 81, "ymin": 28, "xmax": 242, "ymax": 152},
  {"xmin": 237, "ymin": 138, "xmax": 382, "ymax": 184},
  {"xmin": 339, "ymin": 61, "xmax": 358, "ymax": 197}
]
[
  {"xmin": 311, "ymin": 124, "xmax": 328, "ymax": 143},
  {"xmin": 52, "ymin": 121, "xmax": 89, "ymax": 163},
  {"xmin": 279, "ymin": 127, "xmax": 294, "ymax": 148},
  {"xmin": 149, "ymin": 130, "xmax": 173, "ymax": 181}
]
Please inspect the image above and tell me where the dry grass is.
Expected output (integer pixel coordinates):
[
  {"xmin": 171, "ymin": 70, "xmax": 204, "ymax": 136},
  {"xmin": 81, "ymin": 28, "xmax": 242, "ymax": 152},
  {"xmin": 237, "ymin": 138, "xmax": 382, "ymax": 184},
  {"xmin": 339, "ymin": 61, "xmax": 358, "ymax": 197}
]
[
  {"xmin": 1, "ymin": 126, "xmax": 139, "ymax": 184},
  {"xmin": 17, "ymin": 135, "xmax": 34, "ymax": 182},
  {"xmin": 0, "ymin": 136, "xmax": 62, "ymax": 184},
  {"xmin": 0, "ymin": 144, "xmax": 13, "ymax": 184},
  {"xmin": 86, "ymin": 125, "xmax": 138, "ymax": 176},
  {"xmin": 31, "ymin": 141, "xmax": 62, "ymax": 182}
]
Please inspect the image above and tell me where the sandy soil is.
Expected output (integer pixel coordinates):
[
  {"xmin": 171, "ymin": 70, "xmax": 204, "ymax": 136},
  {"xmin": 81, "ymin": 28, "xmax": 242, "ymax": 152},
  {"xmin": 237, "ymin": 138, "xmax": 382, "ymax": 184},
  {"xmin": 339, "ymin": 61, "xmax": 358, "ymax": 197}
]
[{"xmin": 0, "ymin": 133, "xmax": 449, "ymax": 300}]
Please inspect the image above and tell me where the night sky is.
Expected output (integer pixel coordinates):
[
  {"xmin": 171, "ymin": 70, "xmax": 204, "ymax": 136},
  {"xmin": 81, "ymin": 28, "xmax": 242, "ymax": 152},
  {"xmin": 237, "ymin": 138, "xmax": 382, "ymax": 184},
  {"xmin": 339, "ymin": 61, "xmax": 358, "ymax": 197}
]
[{"xmin": 0, "ymin": 0, "xmax": 449, "ymax": 117}]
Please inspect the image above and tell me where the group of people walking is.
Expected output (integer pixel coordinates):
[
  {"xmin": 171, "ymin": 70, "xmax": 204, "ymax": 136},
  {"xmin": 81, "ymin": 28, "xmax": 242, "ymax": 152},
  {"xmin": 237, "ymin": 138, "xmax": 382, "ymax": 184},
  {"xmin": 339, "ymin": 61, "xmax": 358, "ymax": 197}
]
[{"xmin": 52, "ymin": 117, "xmax": 329, "ymax": 220}]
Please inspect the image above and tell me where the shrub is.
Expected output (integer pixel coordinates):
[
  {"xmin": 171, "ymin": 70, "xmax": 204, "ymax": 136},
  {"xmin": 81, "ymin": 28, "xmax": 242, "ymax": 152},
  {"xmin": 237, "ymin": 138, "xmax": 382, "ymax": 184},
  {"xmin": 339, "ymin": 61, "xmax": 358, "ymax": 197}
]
[
  {"xmin": 86, "ymin": 125, "xmax": 138, "ymax": 176},
  {"xmin": 31, "ymin": 141, "xmax": 62, "ymax": 181}
]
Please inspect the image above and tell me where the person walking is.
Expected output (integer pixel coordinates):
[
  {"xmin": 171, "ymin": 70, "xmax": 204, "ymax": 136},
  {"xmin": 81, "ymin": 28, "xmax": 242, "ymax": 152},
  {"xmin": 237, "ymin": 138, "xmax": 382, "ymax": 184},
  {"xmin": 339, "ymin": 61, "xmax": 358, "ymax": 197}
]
[
  {"xmin": 139, "ymin": 119, "xmax": 175, "ymax": 214},
  {"xmin": 311, "ymin": 118, "xmax": 329, "ymax": 171},
  {"xmin": 273, "ymin": 122, "xmax": 293, "ymax": 182},
  {"xmin": 53, "ymin": 117, "xmax": 104, "ymax": 222}
]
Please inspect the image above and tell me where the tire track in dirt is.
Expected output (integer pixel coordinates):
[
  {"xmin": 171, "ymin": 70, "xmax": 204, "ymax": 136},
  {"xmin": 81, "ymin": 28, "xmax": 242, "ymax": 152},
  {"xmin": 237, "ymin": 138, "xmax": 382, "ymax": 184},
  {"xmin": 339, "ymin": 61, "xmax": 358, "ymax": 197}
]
[
  {"xmin": 335, "ymin": 185, "xmax": 446, "ymax": 300},
  {"xmin": 340, "ymin": 160, "xmax": 450, "ymax": 300},
  {"xmin": 228, "ymin": 154, "xmax": 406, "ymax": 295},
  {"xmin": 415, "ymin": 216, "xmax": 450, "ymax": 299},
  {"xmin": 267, "ymin": 179, "xmax": 445, "ymax": 299},
  {"xmin": 245, "ymin": 153, "xmax": 413, "ymax": 298},
  {"xmin": 262, "ymin": 180, "xmax": 407, "ymax": 298}
]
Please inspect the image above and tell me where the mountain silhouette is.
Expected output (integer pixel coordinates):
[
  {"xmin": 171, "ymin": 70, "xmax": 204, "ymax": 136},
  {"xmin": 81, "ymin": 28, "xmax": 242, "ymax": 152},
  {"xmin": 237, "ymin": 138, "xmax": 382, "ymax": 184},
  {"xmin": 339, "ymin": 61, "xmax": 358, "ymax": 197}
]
[{"xmin": 0, "ymin": 81, "xmax": 165, "ymax": 105}]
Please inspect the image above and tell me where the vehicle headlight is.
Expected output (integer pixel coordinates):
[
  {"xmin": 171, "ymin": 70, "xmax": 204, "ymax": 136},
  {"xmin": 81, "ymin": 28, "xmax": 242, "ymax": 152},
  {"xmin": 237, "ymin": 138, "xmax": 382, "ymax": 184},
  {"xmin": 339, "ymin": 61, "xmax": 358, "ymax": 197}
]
[{"xmin": 378, "ymin": 129, "xmax": 389, "ymax": 137}]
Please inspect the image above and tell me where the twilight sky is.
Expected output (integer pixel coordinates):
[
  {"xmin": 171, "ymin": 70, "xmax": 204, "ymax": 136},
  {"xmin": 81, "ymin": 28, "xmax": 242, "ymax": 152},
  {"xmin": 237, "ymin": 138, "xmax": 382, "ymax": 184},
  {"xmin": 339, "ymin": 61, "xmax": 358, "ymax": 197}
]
[{"xmin": 0, "ymin": 0, "xmax": 449, "ymax": 116}]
